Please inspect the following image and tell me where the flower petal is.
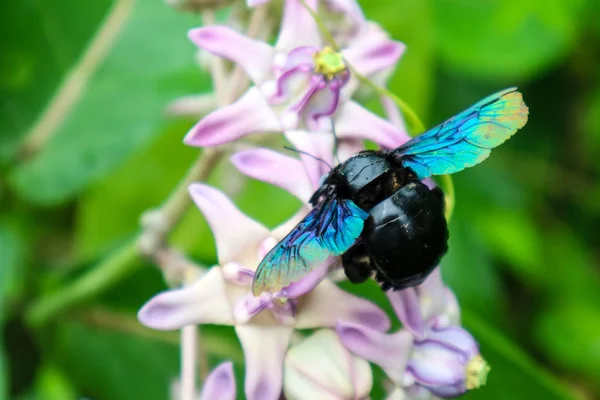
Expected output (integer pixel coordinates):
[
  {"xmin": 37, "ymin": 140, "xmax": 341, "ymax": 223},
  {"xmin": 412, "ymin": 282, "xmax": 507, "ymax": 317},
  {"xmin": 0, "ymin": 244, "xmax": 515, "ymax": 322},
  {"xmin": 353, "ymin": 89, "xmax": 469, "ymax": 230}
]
[
  {"xmin": 189, "ymin": 26, "xmax": 274, "ymax": 85},
  {"xmin": 200, "ymin": 362, "xmax": 236, "ymax": 400},
  {"xmin": 230, "ymin": 148, "xmax": 314, "ymax": 203},
  {"xmin": 338, "ymin": 137, "xmax": 365, "ymax": 162},
  {"xmin": 188, "ymin": 183, "xmax": 269, "ymax": 265},
  {"xmin": 236, "ymin": 324, "xmax": 293, "ymax": 400},
  {"xmin": 234, "ymin": 292, "xmax": 273, "ymax": 324},
  {"xmin": 336, "ymin": 322, "xmax": 412, "ymax": 382},
  {"xmin": 343, "ymin": 25, "xmax": 405, "ymax": 77},
  {"xmin": 138, "ymin": 267, "xmax": 234, "ymax": 330},
  {"xmin": 335, "ymin": 101, "xmax": 409, "ymax": 148},
  {"xmin": 284, "ymin": 329, "xmax": 372, "ymax": 400},
  {"xmin": 275, "ymin": 260, "xmax": 331, "ymax": 298},
  {"xmin": 276, "ymin": 0, "xmax": 321, "ymax": 51},
  {"xmin": 327, "ymin": 0, "xmax": 366, "ymax": 25},
  {"xmin": 380, "ymin": 95, "xmax": 407, "ymax": 134},
  {"xmin": 284, "ymin": 130, "xmax": 333, "ymax": 190},
  {"xmin": 295, "ymin": 279, "xmax": 390, "ymax": 331},
  {"xmin": 387, "ymin": 288, "xmax": 425, "ymax": 338},
  {"xmin": 184, "ymin": 87, "xmax": 281, "ymax": 147}
]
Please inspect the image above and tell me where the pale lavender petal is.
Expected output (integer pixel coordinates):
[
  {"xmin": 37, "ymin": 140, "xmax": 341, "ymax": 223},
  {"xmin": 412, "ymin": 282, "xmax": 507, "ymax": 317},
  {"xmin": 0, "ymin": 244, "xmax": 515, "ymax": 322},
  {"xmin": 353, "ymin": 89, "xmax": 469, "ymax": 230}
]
[
  {"xmin": 407, "ymin": 341, "xmax": 466, "ymax": 390},
  {"xmin": 387, "ymin": 288, "xmax": 425, "ymax": 338},
  {"xmin": 380, "ymin": 95, "xmax": 408, "ymax": 135},
  {"xmin": 188, "ymin": 183, "xmax": 269, "ymax": 264},
  {"xmin": 222, "ymin": 261, "xmax": 255, "ymax": 286},
  {"xmin": 234, "ymin": 292, "xmax": 273, "ymax": 323},
  {"xmin": 231, "ymin": 148, "xmax": 314, "ymax": 203},
  {"xmin": 284, "ymin": 131, "xmax": 333, "ymax": 190},
  {"xmin": 326, "ymin": 0, "xmax": 366, "ymax": 25},
  {"xmin": 184, "ymin": 87, "xmax": 281, "ymax": 147},
  {"xmin": 302, "ymin": 81, "xmax": 342, "ymax": 131},
  {"xmin": 417, "ymin": 267, "xmax": 446, "ymax": 321},
  {"xmin": 270, "ymin": 209, "xmax": 308, "ymax": 240},
  {"xmin": 284, "ymin": 329, "xmax": 372, "ymax": 400},
  {"xmin": 336, "ymin": 322, "xmax": 412, "ymax": 382},
  {"xmin": 189, "ymin": 26, "xmax": 274, "ymax": 84},
  {"xmin": 425, "ymin": 325, "xmax": 479, "ymax": 359},
  {"xmin": 269, "ymin": 299, "xmax": 297, "ymax": 325},
  {"xmin": 338, "ymin": 137, "xmax": 365, "ymax": 162},
  {"xmin": 343, "ymin": 27, "xmax": 405, "ymax": 77},
  {"xmin": 200, "ymin": 362, "xmax": 236, "ymax": 400},
  {"xmin": 276, "ymin": 0, "xmax": 321, "ymax": 51},
  {"xmin": 236, "ymin": 324, "xmax": 293, "ymax": 400},
  {"xmin": 275, "ymin": 261, "xmax": 331, "ymax": 298},
  {"xmin": 286, "ymin": 46, "xmax": 318, "ymax": 68},
  {"xmin": 296, "ymin": 279, "xmax": 390, "ymax": 331},
  {"xmin": 335, "ymin": 101, "xmax": 409, "ymax": 148},
  {"xmin": 138, "ymin": 267, "xmax": 234, "ymax": 330},
  {"xmin": 267, "ymin": 66, "xmax": 313, "ymax": 104}
]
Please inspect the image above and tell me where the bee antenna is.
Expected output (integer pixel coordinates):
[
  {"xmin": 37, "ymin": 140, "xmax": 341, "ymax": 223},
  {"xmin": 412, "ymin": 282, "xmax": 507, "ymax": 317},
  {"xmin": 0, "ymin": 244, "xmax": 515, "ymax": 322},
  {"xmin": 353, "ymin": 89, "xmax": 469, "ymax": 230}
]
[
  {"xmin": 330, "ymin": 119, "xmax": 341, "ymax": 164},
  {"xmin": 283, "ymin": 146, "xmax": 332, "ymax": 170}
]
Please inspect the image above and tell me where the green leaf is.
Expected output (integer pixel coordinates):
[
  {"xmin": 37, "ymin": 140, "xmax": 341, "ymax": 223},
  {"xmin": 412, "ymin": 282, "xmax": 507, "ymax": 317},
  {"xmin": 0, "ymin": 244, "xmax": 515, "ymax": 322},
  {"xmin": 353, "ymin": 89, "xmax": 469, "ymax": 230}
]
[
  {"xmin": 0, "ymin": 0, "xmax": 112, "ymax": 163},
  {"xmin": 534, "ymin": 301, "xmax": 600, "ymax": 390},
  {"xmin": 462, "ymin": 310, "xmax": 575, "ymax": 400},
  {"xmin": 9, "ymin": 1, "xmax": 207, "ymax": 204},
  {"xmin": 55, "ymin": 321, "xmax": 179, "ymax": 400},
  {"xmin": 432, "ymin": 0, "xmax": 587, "ymax": 80},
  {"xmin": 0, "ymin": 335, "xmax": 6, "ymax": 400},
  {"xmin": 0, "ymin": 221, "xmax": 25, "ymax": 313},
  {"xmin": 362, "ymin": 0, "xmax": 435, "ymax": 119},
  {"xmin": 74, "ymin": 122, "xmax": 198, "ymax": 260}
]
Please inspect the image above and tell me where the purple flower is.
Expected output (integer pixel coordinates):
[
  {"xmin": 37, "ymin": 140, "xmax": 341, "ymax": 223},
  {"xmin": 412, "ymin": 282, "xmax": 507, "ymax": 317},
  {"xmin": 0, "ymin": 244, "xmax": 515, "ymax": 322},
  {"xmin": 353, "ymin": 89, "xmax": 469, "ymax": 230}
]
[
  {"xmin": 138, "ymin": 183, "xmax": 390, "ymax": 400},
  {"xmin": 199, "ymin": 362, "xmax": 236, "ymax": 400},
  {"xmin": 184, "ymin": 0, "xmax": 406, "ymax": 148},
  {"xmin": 284, "ymin": 329, "xmax": 372, "ymax": 400},
  {"xmin": 336, "ymin": 271, "xmax": 489, "ymax": 398}
]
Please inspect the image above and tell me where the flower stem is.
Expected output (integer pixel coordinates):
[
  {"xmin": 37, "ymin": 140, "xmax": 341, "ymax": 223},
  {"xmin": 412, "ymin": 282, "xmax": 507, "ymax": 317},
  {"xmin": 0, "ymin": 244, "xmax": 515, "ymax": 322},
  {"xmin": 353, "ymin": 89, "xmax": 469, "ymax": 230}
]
[
  {"xmin": 181, "ymin": 324, "xmax": 198, "ymax": 400},
  {"xmin": 26, "ymin": 240, "xmax": 140, "ymax": 327}
]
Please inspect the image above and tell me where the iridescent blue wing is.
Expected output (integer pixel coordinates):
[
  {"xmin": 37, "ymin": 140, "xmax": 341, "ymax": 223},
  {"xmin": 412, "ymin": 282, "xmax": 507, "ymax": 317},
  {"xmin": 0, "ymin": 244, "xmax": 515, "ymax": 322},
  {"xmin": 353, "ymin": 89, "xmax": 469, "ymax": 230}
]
[
  {"xmin": 252, "ymin": 196, "xmax": 368, "ymax": 295},
  {"xmin": 391, "ymin": 88, "xmax": 528, "ymax": 179}
]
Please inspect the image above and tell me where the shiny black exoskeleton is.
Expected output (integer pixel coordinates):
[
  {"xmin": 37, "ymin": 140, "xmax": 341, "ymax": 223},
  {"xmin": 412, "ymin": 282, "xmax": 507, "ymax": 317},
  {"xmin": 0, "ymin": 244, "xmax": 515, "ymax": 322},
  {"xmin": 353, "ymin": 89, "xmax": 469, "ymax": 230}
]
[{"xmin": 309, "ymin": 150, "xmax": 449, "ymax": 291}]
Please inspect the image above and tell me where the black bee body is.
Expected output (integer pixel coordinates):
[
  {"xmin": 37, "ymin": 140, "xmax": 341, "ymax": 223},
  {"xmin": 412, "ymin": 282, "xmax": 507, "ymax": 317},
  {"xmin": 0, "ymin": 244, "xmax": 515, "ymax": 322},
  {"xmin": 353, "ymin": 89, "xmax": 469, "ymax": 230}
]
[{"xmin": 310, "ymin": 150, "xmax": 449, "ymax": 290}]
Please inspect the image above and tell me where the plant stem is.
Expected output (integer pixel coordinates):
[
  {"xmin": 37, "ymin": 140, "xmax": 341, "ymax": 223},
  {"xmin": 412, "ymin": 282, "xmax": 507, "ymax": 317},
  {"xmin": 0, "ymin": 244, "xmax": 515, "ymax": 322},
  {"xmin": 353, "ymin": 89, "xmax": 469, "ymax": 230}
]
[
  {"xmin": 26, "ymin": 240, "xmax": 140, "ymax": 327},
  {"xmin": 181, "ymin": 324, "xmax": 198, "ymax": 400}
]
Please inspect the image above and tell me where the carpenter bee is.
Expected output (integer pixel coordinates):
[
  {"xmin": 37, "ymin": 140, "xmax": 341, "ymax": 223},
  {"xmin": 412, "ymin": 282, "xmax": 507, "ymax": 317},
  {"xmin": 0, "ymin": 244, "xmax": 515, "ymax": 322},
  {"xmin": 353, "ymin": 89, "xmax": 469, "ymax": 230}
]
[{"xmin": 252, "ymin": 88, "xmax": 529, "ymax": 295}]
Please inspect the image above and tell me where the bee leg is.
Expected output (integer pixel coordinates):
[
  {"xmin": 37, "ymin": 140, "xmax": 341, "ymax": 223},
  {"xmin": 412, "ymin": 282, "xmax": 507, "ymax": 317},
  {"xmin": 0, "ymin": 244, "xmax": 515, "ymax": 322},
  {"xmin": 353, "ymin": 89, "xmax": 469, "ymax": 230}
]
[{"xmin": 341, "ymin": 243, "xmax": 373, "ymax": 284}]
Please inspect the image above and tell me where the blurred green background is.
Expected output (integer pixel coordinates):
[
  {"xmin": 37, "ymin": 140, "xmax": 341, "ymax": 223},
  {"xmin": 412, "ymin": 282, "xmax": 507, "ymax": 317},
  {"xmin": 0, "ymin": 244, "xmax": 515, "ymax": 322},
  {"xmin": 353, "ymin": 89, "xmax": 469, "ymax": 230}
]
[{"xmin": 1, "ymin": 0, "xmax": 599, "ymax": 399}]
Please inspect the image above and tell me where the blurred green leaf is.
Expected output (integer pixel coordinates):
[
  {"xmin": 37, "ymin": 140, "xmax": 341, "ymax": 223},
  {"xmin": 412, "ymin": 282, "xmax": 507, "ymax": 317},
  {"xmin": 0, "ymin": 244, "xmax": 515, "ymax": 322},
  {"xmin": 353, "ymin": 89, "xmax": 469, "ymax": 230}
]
[
  {"xmin": 55, "ymin": 322, "xmax": 179, "ymax": 400},
  {"xmin": 0, "ymin": 336, "xmax": 6, "ymax": 400},
  {"xmin": 0, "ymin": 221, "xmax": 26, "ymax": 323},
  {"xmin": 534, "ymin": 301, "xmax": 600, "ymax": 390},
  {"xmin": 441, "ymin": 218, "xmax": 505, "ymax": 320},
  {"xmin": 74, "ymin": 122, "xmax": 198, "ymax": 260},
  {"xmin": 9, "ymin": 1, "xmax": 206, "ymax": 204},
  {"xmin": 34, "ymin": 363, "xmax": 77, "ymax": 400},
  {"xmin": 362, "ymin": 0, "xmax": 435, "ymax": 119},
  {"xmin": 432, "ymin": 0, "xmax": 587, "ymax": 80},
  {"xmin": 463, "ymin": 310, "xmax": 575, "ymax": 400},
  {"xmin": 0, "ymin": 0, "xmax": 112, "ymax": 163}
]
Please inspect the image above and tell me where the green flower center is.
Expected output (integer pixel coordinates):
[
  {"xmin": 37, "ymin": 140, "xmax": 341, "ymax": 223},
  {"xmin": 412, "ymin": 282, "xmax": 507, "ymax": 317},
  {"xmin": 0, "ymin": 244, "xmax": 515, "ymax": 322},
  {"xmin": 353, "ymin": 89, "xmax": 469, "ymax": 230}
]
[
  {"xmin": 313, "ymin": 47, "xmax": 347, "ymax": 80},
  {"xmin": 465, "ymin": 354, "xmax": 491, "ymax": 390}
]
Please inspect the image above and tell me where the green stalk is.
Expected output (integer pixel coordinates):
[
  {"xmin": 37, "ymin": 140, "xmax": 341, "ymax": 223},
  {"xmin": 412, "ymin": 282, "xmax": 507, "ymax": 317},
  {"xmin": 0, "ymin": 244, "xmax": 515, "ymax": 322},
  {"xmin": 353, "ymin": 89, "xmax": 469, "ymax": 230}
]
[{"xmin": 26, "ymin": 240, "xmax": 140, "ymax": 327}]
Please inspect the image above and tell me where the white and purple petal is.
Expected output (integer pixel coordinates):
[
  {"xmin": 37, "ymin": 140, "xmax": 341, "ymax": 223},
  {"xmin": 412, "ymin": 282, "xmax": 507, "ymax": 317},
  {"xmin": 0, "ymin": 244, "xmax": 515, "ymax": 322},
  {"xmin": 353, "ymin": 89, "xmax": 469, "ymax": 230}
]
[
  {"xmin": 200, "ymin": 362, "xmax": 236, "ymax": 400},
  {"xmin": 387, "ymin": 288, "xmax": 425, "ymax": 338},
  {"xmin": 188, "ymin": 183, "xmax": 269, "ymax": 265},
  {"xmin": 184, "ymin": 87, "xmax": 281, "ymax": 148},
  {"xmin": 276, "ymin": 0, "xmax": 321, "ymax": 52},
  {"xmin": 236, "ymin": 324, "xmax": 294, "ymax": 400},
  {"xmin": 231, "ymin": 148, "xmax": 314, "ymax": 203},
  {"xmin": 189, "ymin": 26, "xmax": 274, "ymax": 85},
  {"xmin": 138, "ymin": 267, "xmax": 234, "ymax": 330}
]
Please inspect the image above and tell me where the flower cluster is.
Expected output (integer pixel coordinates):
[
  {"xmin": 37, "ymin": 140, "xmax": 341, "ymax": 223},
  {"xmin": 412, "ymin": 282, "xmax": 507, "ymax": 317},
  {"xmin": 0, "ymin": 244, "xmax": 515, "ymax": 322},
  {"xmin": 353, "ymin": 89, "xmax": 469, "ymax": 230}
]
[{"xmin": 141, "ymin": 0, "xmax": 490, "ymax": 398}]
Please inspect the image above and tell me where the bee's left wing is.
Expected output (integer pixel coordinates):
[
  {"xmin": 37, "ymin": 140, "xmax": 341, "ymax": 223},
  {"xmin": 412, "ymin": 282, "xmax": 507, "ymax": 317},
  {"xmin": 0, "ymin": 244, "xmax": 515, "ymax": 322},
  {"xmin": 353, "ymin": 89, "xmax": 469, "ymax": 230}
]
[
  {"xmin": 252, "ymin": 196, "xmax": 368, "ymax": 296},
  {"xmin": 391, "ymin": 88, "xmax": 528, "ymax": 180}
]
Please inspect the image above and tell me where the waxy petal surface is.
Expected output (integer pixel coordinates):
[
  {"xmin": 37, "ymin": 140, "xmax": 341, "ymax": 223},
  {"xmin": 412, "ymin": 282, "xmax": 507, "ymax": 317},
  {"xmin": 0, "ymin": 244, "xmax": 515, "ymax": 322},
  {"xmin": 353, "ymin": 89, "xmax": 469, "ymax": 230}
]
[{"xmin": 200, "ymin": 362, "xmax": 236, "ymax": 400}]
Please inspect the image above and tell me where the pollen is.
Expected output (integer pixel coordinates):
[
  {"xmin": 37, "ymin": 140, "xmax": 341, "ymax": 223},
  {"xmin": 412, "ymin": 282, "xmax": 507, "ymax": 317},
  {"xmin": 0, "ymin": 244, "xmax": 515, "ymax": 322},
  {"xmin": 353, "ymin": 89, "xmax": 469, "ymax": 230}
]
[
  {"xmin": 465, "ymin": 354, "xmax": 491, "ymax": 390},
  {"xmin": 314, "ymin": 47, "xmax": 347, "ymax": 80}
]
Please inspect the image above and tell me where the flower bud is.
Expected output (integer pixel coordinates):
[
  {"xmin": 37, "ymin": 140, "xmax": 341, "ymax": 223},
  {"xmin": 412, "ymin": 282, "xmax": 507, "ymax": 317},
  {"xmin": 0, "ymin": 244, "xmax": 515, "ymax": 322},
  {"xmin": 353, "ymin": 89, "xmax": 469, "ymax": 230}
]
[
  {"xmin": 284, "ymin": 329, "xmax": 372, "ymax": 400},
  {"xmin": 407, "ymin": 326, "xmax": 489, "ymax": 398}
]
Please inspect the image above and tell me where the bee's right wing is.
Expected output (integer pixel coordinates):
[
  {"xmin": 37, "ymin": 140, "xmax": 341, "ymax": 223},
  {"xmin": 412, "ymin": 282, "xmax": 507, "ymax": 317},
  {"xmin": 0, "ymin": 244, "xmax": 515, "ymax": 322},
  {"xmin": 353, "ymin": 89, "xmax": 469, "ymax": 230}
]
[
  {"xmin": 252, "ymin": 196, "xmax": 368, "ymax": 296},
  {"xmin": 391, "ymin": 88, "xmax": 528, "ymax": 180}
]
